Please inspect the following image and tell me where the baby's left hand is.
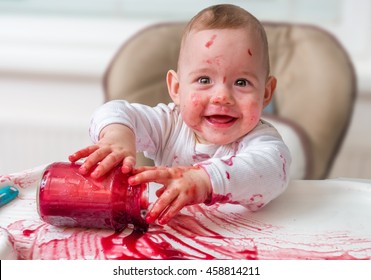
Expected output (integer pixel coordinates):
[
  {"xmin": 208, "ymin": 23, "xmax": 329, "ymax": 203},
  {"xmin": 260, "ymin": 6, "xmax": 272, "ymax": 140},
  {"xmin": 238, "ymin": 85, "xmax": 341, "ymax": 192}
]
[{"xmin": 129, "ymin": 166, "xmax": 211, "ymax": 225}]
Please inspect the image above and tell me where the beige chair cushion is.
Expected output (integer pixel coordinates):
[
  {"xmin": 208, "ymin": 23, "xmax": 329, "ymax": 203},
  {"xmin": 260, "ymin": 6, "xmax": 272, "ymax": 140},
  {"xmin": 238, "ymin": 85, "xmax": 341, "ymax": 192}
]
[{"xmin": 103, "ymin": 22, "xmax": 356, "ymax": 179}]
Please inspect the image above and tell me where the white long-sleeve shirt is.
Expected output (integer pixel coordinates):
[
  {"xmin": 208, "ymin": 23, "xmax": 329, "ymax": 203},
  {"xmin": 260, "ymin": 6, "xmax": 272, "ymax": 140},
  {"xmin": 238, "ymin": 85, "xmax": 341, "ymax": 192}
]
[{"xmin": 90, "ymin": 100, "xmax": 291, "ymax": 210}]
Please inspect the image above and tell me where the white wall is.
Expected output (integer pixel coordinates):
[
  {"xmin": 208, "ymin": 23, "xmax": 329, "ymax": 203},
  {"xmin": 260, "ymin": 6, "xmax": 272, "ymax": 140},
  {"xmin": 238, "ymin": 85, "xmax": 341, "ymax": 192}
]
[
  {"xmin": 323, "ymin": 0, "xmax": 371, "ymax": 93},
  {"xmin": 0, "ymin": 76, "xmax": 103, "ymax": 174},
  {"xmin": 0, "ymin": 18, "xmax": 152, "ymax": 174}
]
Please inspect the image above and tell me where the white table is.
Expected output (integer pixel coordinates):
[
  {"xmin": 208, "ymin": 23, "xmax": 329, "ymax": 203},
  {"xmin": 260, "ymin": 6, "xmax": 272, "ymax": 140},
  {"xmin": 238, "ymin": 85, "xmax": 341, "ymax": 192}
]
[{"xmin": 1, "ymin": 165, "xmax": 370, "ymax": 260}]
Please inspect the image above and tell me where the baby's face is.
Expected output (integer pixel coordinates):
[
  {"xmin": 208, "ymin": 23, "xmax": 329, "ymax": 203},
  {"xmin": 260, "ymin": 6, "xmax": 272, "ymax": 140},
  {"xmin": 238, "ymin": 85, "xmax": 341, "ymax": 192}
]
[{"xmin": 169, "ymin": 28, "xmax": 275, "ymax": 145}]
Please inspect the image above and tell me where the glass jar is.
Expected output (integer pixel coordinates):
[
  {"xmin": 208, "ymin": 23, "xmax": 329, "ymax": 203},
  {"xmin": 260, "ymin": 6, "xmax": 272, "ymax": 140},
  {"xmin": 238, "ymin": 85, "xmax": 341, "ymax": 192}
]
[{"xmin": 37, "ymin": 162, "xmax": 149, "ymax": 231}]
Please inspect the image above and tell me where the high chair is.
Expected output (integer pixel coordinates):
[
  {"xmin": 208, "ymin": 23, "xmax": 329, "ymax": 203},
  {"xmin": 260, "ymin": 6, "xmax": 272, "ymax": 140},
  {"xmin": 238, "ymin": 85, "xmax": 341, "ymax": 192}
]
[{"xmin": 102, "ymin": 22, "xmax": 356, "ymax": 179}]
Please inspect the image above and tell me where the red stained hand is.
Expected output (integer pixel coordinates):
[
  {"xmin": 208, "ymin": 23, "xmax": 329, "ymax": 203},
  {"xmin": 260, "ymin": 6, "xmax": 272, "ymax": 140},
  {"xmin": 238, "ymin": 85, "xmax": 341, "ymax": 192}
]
[
  {"xmin": 68, "ymin": 124, "xmax": 136, "ymax": 178},
  {"xmin": 129, "ymin": 166, "xmax": 212, "ymax": 225}
]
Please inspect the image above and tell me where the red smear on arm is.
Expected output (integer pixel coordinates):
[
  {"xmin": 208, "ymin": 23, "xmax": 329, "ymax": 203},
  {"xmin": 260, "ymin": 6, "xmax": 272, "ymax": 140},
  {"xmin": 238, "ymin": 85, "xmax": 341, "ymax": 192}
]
[{"xmin": 221, "ymin": 156, "xmax": 235, "ymax": 166}]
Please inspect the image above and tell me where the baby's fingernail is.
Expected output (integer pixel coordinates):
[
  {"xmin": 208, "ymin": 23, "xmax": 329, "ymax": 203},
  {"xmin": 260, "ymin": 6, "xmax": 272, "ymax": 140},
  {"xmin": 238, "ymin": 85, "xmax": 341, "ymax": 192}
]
[
  {"xmin": 145, "ymin": 214, "xmax": 156, "ymax": 224},
  {"xmin": 79, "ymin": 166, "xmax": 87, "ymax": 174},
  {"xmin": 91, "ymin": 170, "xmax": 100, "ymax": 178},
  {"xmin": 128, "ymin": 177, "xmax": 136, "ymax": 185},
  {"xmin": 121, "ymin": 166, "xmax": 131, "ymax": 174},
  {"xmin": 158, "ymin": 218, "xmax": 167, "ymax": 225}
]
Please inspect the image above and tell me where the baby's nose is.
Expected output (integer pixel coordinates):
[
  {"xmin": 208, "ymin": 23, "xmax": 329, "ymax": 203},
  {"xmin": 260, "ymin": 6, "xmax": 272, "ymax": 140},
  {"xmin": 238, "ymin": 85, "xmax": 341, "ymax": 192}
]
[{"xmin": 211, "ymin": 88, "xmax": 234, "ymax": 105}]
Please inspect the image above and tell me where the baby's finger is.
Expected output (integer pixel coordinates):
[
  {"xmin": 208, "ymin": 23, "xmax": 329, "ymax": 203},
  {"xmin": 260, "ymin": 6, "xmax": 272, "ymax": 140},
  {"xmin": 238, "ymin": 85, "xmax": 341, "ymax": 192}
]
[
  {"xmin": 81, "ymin": 148, "xmax": 113, "ymax": 176},
  {"xmin": 145, "ymin": 189, "xmax": 177, "ymax": 224},
  {"xmin": 157, "ymin": 196, "xmax": 187, "ymax": 224},
  {"xmin": 129, "ymin": 168, "xmax": 171, "ymax": 185},
  {"xmin": 68, "ymin": 145, "xmax": 99, "ymax": 162},
  {"xmin": 90, "ymin": 152, "xmax": 123, "ymax": 178},
  {"xmin": 155, "ymin": 186, "xmax": 166, "ymax": 197},
  {"xmin": 121, "ymin": 156, "xmax": 136, "ymax": 174},
  {"xmin": 132, "ymin": 166, "xmax": 161, "ymax": 174}
]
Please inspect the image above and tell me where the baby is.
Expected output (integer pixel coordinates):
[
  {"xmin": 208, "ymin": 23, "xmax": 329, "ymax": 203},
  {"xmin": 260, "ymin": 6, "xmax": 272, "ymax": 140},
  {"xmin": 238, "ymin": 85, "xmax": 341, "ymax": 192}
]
[{"xmin": 69, "ymin": 4, "xmax": 291, "ymax": 225}]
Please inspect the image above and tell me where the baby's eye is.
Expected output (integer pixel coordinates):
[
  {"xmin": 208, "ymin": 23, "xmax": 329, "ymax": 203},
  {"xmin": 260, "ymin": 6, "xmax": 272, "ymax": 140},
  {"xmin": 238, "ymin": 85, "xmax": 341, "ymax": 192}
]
[
  {"xmin": 198, "ymin": 77, "xmax": 211, "ymax": 84},
  {"xmin": 235, "ymin": 79, "xmax": 249, "ymax": 87}
]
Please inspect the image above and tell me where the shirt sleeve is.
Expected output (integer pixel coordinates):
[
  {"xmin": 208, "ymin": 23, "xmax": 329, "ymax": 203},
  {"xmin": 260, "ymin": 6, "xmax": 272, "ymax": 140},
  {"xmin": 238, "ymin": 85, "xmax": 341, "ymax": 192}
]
[
  {"xmin": 197, "ymin": 122, "xmax": 291, "ymax": 211},
  {"xmin": 89, "ymin": 100, "xmax": 175, "ymax": 157}
]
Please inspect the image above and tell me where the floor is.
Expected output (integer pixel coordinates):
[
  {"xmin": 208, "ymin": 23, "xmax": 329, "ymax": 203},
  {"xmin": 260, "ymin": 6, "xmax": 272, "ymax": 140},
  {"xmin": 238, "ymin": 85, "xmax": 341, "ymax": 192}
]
[{"xmin": 328, "ymin": 93, "xmax": 371, "ymax": 179}]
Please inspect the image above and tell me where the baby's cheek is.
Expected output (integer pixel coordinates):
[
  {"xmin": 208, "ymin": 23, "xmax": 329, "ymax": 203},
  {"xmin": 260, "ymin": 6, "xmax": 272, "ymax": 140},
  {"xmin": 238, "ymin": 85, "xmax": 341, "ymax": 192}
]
[
  {"xmin": 190, "ymin": 92, "xmax": 204, "ymax": 108},
  {"xmin": 249, "ymin": 112, "xmax": 260, "ymax": 123},
  {"xmin": 243, "ymin": 101, "xmax": 261, "ymax": 126},
  {"xmin": 182, "ymin": 93, "xmax": 205, "ymax": 127}
]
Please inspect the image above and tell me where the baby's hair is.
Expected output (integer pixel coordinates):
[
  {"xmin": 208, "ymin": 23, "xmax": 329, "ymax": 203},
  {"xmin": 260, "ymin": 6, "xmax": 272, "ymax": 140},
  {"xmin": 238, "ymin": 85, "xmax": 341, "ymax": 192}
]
[{"xmin": 180, "ymin": 4, "xmax": 270, "ymax": 75}]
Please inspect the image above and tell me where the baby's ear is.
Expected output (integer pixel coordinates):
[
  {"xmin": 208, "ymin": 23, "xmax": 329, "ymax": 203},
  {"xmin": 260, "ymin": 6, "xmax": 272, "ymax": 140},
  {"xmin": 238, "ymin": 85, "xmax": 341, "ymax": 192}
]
[
  {"xmin": 263, "ymin": 75, "xmax": 277, "ymax": 108},
  {"xmin": 167, "ymin": 70, "xmax": 180, "ymax": 105}
]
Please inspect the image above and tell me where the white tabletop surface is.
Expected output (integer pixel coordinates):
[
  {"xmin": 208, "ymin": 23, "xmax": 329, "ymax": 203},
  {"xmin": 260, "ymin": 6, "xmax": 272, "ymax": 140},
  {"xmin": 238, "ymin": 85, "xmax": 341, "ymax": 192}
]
[{"xmin": 1, "ymin": 165, "xmax": 370, "ymax": 260}]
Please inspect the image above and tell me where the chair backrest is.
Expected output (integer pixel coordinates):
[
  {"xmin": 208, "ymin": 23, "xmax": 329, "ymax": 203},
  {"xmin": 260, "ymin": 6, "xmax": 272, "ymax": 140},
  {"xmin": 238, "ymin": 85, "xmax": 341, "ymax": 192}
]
[{"xmin": 103, "ymin": 22, "xmax": 356, "ymax": 179}]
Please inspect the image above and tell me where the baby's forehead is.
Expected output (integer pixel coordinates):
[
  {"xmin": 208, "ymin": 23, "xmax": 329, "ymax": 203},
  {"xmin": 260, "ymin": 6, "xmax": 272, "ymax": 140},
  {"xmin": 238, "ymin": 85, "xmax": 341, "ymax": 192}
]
[
  {"xmin": 187, "ymin": 27, "xmax": 260, "ymax": 42},
  {"xmin": 179, "ymin": 27, "xmax": 269, "ymax": 76},
  {"xmin": 181, "ymin": 27, "xmax": 263, "ymax": 51}
]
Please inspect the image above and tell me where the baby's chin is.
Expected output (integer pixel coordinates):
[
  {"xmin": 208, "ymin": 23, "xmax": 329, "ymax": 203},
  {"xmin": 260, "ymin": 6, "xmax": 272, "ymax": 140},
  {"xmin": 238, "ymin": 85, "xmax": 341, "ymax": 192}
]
[{"xmin": 194, "ymin": 132, "xmax": 240, "ymax": 146}]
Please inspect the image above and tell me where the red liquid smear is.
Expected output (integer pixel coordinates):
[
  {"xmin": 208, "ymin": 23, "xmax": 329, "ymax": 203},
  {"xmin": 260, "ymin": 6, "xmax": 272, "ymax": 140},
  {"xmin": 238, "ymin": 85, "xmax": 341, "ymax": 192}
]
[
  {"xmin": 221, "ymin": 156, "xmax": 235, "ymax": 166},
  {"xmin": 1, "ymin": 169, "xmax": 40, "ymax": 189},
  {"xmin": 6, "ymin": 205, "xmax": 371, "ymax": 260},
  {"xmin": 280, "ymin": 154, "xmax": 287, "ymax": 182},
  {"xmin": 100, "ymin": 212, "xmax": 258, "ymax": 260},
  {"xmin": 5, "ymin": 164, "xmax": 371, "ymax": 260},
  {"xmin": 22, "ymin": 229, "xmax": 36, "ymax": 237},
  {"xmin": 192, "ymin": 153, "xmax": 211, "ymax": 162},
  {"xmin": 101, "ymin": 229, "xmax": 214, "ymax": 260}
]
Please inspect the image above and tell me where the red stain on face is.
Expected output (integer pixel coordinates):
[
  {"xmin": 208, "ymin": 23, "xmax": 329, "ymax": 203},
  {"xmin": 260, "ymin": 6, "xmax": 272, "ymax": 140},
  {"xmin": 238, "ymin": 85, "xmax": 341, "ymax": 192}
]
[
  {"xmin": 223, "ymin": 76, "xmax": 227, "ymax": 84},
  {"xmin": 205, "ymin": 34, "xmax": 217, "ymax": 48},
  {"xmin": 205, "ymin": 59, "xmax": 212, "ymax": 64},
  {"xmin": 248, "ymin": 48, "xmax": 252, "ymax": 56},
  {"xmin": 191, "ymin": 92, "xmax": 202, "ymax": 107}
]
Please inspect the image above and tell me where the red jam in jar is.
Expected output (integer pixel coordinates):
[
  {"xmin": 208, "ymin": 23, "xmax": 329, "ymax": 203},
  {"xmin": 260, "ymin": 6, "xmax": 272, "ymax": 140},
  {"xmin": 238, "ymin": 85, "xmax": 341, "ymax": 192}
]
[{"xmin": 38, "ymin": 162, "xmax": 149, "ymax": 231}]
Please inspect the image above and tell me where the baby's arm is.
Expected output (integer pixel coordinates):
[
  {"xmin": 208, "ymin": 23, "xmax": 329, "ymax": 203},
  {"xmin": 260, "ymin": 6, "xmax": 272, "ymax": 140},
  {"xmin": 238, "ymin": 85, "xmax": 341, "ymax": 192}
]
[
  {"xmin": 69, "ymin": 124, "xmax": 136, "ymax": 178},
  {"xmin": 129, "ymin": 165, "xmax": 212, "ymax": 225},
  {"xmin": 69, "ymin": 100, "xmax": 171, "ymax": 177},
  {"xmin": 198, "ymin": 142, "xmax": 291, "ymax": 211}
]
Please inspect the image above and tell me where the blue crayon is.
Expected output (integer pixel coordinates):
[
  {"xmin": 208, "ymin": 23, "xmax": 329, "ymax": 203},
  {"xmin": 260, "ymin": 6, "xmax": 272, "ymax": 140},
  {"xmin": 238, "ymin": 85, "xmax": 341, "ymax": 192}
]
[{"xmin": 0, "ymin": 186, "xmax": 19, "ymax": 207}]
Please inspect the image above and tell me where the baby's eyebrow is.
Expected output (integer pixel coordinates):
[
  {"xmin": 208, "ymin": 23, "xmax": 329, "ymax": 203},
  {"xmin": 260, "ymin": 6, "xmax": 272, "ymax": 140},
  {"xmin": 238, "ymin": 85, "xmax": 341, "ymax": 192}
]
[
  {"xmin": 192, "ymin": 66, "xmax": 213, "ymax": 72},
  {"xmin": 188, "ymin": 68, "xmax": 215, "ymax": 76},
  {"xmin": 238, "ymin": 70, "xmax": 259, "ymax": 81}
]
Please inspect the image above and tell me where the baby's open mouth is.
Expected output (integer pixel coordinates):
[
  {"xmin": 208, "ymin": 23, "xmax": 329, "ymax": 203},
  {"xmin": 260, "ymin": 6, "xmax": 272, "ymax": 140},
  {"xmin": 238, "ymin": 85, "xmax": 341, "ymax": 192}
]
[{"xmin": 205, "ymin": 115, "xmax": 237, "ymax": 125}]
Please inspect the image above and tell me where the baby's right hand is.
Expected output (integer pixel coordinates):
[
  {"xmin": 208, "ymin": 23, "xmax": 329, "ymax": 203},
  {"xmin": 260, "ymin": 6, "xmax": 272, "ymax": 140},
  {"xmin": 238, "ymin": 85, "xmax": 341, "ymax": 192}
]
[{"xmin": 69, "ymin": 124, "xmax": 136, "ymax": 178}]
